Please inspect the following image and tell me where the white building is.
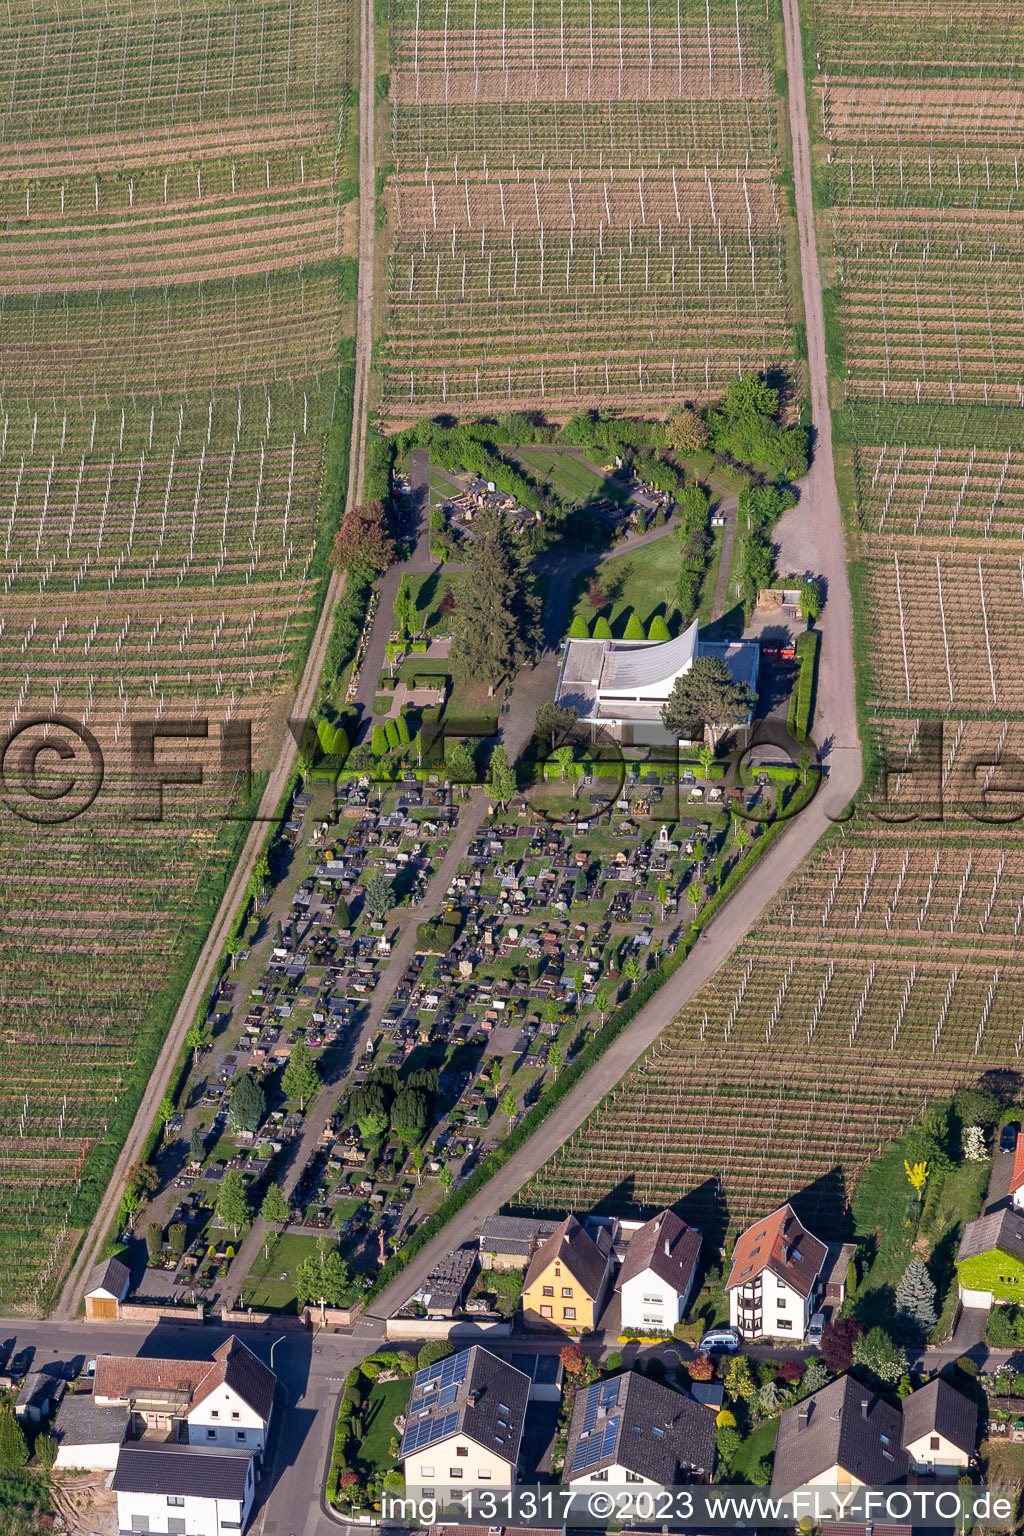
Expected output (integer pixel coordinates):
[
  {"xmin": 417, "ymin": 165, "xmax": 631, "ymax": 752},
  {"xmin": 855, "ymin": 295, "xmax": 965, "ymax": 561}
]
[
  {"xmin": 615, "ymin": 1211, "xmax": 701, "ymax": 1332},
  {"xmin": 563, "ymin": 1371, "xmax": 714, "ymax": 1491},
  {"xmin": 111, "ymin": 1444, "xmax": 255, "ymax": 1536},
  {"xmin": 725, "ymin": 1204, "xmax": 828, "ymax": 1341},
  {"xmin": 93, "ymin": 1337, "xmax": 275, "ymax": 1455},
  {"xmin": 554, "ymin": 620, "xmax": 759, "ymax": 749},
  {"xmin": 52, "ymin": 1396, "xmax": 128, "ymax": 1470},
  {"xmin": 400, "ymin": 1346, "xmax": 531, "ymax": 1505}
]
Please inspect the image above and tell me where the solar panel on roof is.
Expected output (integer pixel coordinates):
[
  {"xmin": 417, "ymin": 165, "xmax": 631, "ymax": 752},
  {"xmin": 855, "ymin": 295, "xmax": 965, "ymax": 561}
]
[
  {"xmin": 438, "ymin": 1351, "xmax": 469, "ymax": 1390},
  {"xmin": 601, "ymin": 1416, "xmax": 620, "ymax": 1458},
  {"xmin": 601, "ymin": 1380, "xmax": 619, "ymax": 1409},
  {"xmin": 438, "ymin": 1384, "xmax": 458, "ymax": 1407},
  {"xmin": 582, "ymin": 1390, "xmax": 598, "ymax": 1432},
  {"xmin": 571, "ymin": 1436, "xmax": 590, "ymax": 1472}
]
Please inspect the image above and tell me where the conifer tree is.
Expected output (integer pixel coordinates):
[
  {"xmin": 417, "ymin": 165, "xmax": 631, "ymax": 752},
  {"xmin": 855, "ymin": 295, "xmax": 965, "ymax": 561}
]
[
  {"xmin": 895, "ymin": 1259, "xmax": 937, "ymax": 1331},
  {"xmin": 450, "ymin": 508, "xmax": 541, "ymax": 695}
]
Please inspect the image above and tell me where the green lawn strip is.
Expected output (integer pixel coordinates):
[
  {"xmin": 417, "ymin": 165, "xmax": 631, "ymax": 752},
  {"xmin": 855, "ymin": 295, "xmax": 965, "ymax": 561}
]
[
  {"xmin": 568, "ymin": 536, "xmax": 680, "ymax": 635},
  {"xmin": 730, "ymin": 1417, "xmax": 779, "ymax": 1482},
  {"xmin": 243, "ymin": 1232, "xmax": 331, "ymax": 1313},
  {"xmin": 695, "ymin": 523, "xmax": 725, "ymax": 627},
  {"xmin": 357, "ymin": 1377, "xmax": 413, "ymax": 1476},
  {"xmin": 515, "ymin": 448, "xmax": 609, "ymax": 502}
]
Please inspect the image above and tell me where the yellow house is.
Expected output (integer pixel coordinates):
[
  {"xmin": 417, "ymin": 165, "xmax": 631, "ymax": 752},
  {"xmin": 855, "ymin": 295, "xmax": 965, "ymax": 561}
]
[{"xmin": 521, "ymin": 1215, "xmax": 613, "ymax": 1331}]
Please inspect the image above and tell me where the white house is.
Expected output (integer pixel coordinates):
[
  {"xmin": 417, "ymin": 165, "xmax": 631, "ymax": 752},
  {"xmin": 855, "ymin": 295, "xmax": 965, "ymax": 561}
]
[
  {"xmin": 400, "ymin": 1346, "xmax": 531, "ymax": 1505},
  {"xmin": 93, "ymin": 1338, "xmax": 275, "ymax": 1455},
  {"xmin": 615, "ymin": 1210, "xmax": 701, "ymax": 1332},
  {"xmin": 111, "ymin": 1443, "xmax": 255, "ymax": 1536},
  {"xmin": 900, "ymin": 1378, "xmax": 977, "ymax": 1476},
  {"xmin": 554, "ymin": 620, "xmax": 759, "ymax": 749},
  {"xmin": 563, "ymin": 1371, "xmax": 714, "ymax": 1491},
  {"xmin": 725, "ymin": 1204, "xmax": 828, "ymax": 1341}
]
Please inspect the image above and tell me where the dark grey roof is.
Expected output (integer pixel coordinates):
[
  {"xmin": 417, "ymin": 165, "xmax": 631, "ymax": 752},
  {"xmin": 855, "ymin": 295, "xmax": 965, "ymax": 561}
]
[
  {"xmin": 563, "ymin": 1371, "xmax": 715, "ymax": 1485},
  {"xmin": 688, "ymin": 1382, "xmax": 724, "ymax": 1411},
  {"xmin": 54, "ymin": 1396, "xmax": 129, "ymax": 1448},
  {"xmin": 820, "ymin": 1241, "xmax": 856, "ymax": 1291},
  {"xmin": 772, "ymin": 1375, "xmax": 908, "ymax": 1497},
  {"xmin": 479, "ymin": 1215, "xmax": 559, "ymax": 1256},
  {"xmin": 616, "ymin": 1211, "xmax": 701, "ymax": 1296},
  {"xmin": 111, "ymin": 1444, "xmax": 254, "ymax": 1500},
  {"xmin": 901, "ymin": 1377, "xmax": 977, "ymax": 1457},
  {"xmin": 16, "ymin": 1372, "xmax": 62, "ymax": 1411},
  {"xmin": 523, "ymin": 1214, "xmax": 610, "ymax": 1300},
  {"xmin": 85, "ymin": 1255, "xmax": 130, "ymax": 1299},
  {"xmin": 402, "ymin": 1346, "xmax": 530, "ymax": 1465},
  {"xmin": 958, "ymin": 1209, "xmax": 1024, "ymax": 1264}
]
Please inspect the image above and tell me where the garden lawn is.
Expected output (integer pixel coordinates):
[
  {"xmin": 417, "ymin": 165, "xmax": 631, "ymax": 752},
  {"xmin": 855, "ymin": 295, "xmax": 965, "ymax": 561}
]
[
  {"xmin": 730, "ymin": 1416, "xmax": 779, "ymax": 1482},
  {"xmin": 244, "ymin": 1232, "xmax": 333, "ymax": 1313},
  {"xmin": 515, "ymin": 448, "xmax": 620, "ymax": 504},
  {"xmin": 357, "ymin": 1377, "xmax": 413, "ymax": 1476},
  {"xmin": 568, "ymin": 535, "xmax": 681, "ymax": 635},
  {"xmin": 405, "ymin": 570, "xmax": 463, "ymax": 630}
]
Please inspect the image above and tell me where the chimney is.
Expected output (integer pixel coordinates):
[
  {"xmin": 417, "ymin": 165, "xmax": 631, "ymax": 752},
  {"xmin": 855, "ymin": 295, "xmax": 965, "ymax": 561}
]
[
  {"xmin": 860, "ymin": 1399, "xmax": 870, "ymax": 1419},
  {"xmin": 797, "ymin": 1405, "xmax": 810, "ymax": 1431},
  {"xmin": 468, "ymin": 1390, "xmax": 479, "ymax": 1408}
]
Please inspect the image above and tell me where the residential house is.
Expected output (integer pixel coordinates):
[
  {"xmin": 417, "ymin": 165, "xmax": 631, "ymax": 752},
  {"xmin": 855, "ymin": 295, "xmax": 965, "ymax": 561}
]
[
  {"xmin": 900, "ymin": 1377, "xmax": 976, "ymax": 1475},
  {"xmin": 52, "ymin": 1395, "xmax": 128, "ymax": 1470},
  {"xmin": 562, "ymin": 1371, "xmax": 714, "ymax": 1491},
  {"xmin": 84, "ymin": 1254, "xmax": 131, "ymax": 1320},
  {"xmin": 725, "ymin": 1204, "xmax": 828, "ymax": 1341},
  {"xmin": 616, "ymin": 1211, "xmax": 701, "ymax": 1332},
  {"xmin": 1010, "ymin": 1138, "xmax": 1024, "ymax": 1212},
  {"xmin": 521, "ymin": 1214, "xmax": 615, "ymax": 1330},
  {"xmin": 400, "ymin": 1346, "xmax": 531, "ymax": 1504},
  {"xmin": 772, "ymin": 1373, "xmax": 977, "ymax": 1502},
  {"xmin": 771, "ymin": 1375, "xmax": 908, "ymax": 1500},
  {"xmin": 111, "ymin": 1443, "xmax": 256, "ymax": 1536},
  {"xmin": 956, "ymin": 1209, "xmax": 1024, "ymax": 1308},
  {"xmin": 93, "ymin": 1337, "xmax": 275, "ymax": 1455}
]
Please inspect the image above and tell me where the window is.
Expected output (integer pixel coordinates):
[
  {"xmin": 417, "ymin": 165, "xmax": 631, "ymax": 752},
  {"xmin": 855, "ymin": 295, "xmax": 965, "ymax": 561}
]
[
  {"xmin": 423, "ymin": 1490, "xmax": 435, "ymax": 1500},
  {"xmin": 167, "ymin": 1498, "xmax": 185, "ymax": 1509},
  {"xmin": 642, "ymin": 1294, "xmax": 660, "ymax": 1305},
  {"xmin": 540, "ymin": 1304, "xmax": 553, "ymax": 1317},
  {"xmin": 562, "ymin": 1287, "xmax": 573, "ymax": 1298},
  {"xmin": 231, "ymin": 1411, "xmax": 240, "ymax": 1421},
  {"xmin": 421, "ymin": 1468, "xmax": 434, "ymax": 1479},
  {"xmin": 563, "ymin": 1307, "xmax": 576, "ymax": 1320},
  {"xmin": 456, "ymin": 1446, "xmax": 468, "ymax": 1457},
  {"xmin": 543, "ymin": 1285, "xmax": 554, "ymax": 1297},
  {"xmin": 930, "ymin": 1436, "xmax": 941, "ymax": 1450},
  {"xmin": 478, "ymin": 1469, "xmax": 492, "ymax": 1480},
  {"xmin": 776, "ymin": 1297, "xmax": 787, "ymax": 1308},
  {"xmin": 235, "ymin": 1430, "xmax": 247, "ymax": 1443},
  {"xmin": 206, "ymin": 1428, "xmax": 218, "ymax": 1440},
  {"xmin": 450, "ymin": 1468, "xmax": 464, "ymax": 1479},
  {"xmin": 643, "ymin": 1316, "xmax": 663, "ymax": 1326},
  {"xmin": 220, "ymin": 1525, "xmax": 242, "ymax": 1532},
  {"xmin": 777, "ymin": 1319, "xmax": 793, "ymax": 1330},
  {"xmin": 210, "ymin": 1410, "xmax": 220, "ymax": 1419},
  {"xmin": 590, "ymin": 1470, "xmax": 608, "ymax": 1481},
  {"xmin": 168, "ymin": 1521, "xmax": 186, "ymax": 1535},
  {"xmin": 130, "ymin": 1520, "xmax": 150, "ymax": 1533},
  {"xmin": 625, "ymin": 1472, "xmax": 642, "ymax": 1483}
]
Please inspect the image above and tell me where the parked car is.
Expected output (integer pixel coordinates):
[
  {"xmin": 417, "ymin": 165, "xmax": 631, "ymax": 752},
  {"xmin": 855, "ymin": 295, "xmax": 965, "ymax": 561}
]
[
  {"xmin": 698, "ymin": 1326, "xmax": 741, "ymax": 1355},
  {"xmin": 806, "ymin": 1312, "xmax": 826, "ymax": 1346},
  {"xmin": 1000, "ymin": 1122, "xmax": 1019, "ymax": 1153}
]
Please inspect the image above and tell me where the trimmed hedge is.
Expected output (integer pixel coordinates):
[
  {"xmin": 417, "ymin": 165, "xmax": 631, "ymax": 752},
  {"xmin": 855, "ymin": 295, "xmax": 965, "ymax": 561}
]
[{"xmin": 787, "ymin": 630, "xmax": 820, "ymax": 742}]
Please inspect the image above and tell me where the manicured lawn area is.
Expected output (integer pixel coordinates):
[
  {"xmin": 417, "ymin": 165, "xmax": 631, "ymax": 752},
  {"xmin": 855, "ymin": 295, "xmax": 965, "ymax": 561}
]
[
  {"xmin": 516, "ymin": 448, "xmax": 621, "ymax": 504},
  {"xmin": 406, "ymin": 570, "xmax": 463, "ymax": 629},
  {"xmin": 357, "ymin": 1377, "xmax": 413, "ymax": 1476},
  {"xmin": 730, "ymin": 1416, "xmax": 779, "ymax": 1482},
  {"xmin": 244, "ymin": 1232, "xmax": 333, "ymax": 1313},
  {"xmin": 568, "ymin": 535, "xmax": 680, "ymax": 635}
]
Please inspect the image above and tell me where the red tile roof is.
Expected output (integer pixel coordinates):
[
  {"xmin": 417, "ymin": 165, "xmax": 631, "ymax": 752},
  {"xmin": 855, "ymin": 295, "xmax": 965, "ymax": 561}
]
[
  {"xmin": 725, "ymin": 1204, "xmax": 828, "ymax": 1298},
  {"xmin": 1009, "ymin": 1136, "xmax": 1024, "ymax": 1196}
]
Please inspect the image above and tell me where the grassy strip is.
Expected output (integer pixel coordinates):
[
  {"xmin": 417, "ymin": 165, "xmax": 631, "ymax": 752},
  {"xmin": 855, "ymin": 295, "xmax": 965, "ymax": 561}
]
[{"xmin": 364, "ymin": 783, "xmax": 820, "ymax": 1301}]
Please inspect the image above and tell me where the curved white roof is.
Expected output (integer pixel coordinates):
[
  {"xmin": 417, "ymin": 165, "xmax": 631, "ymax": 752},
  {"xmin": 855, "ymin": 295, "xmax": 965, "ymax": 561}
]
[{"xmin": 598, "ymin": 620, "xmax": 698, "ymax": 697}]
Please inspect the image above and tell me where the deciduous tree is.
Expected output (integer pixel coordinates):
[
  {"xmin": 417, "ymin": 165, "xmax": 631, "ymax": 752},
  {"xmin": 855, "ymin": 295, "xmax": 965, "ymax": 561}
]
[
  {"xmin": 216, "ymin": 1169, "xmax": 252, "ymax": 1239},
  {"xmin": 282, "ymin": 1038, "xmax": 321, "ymax": 1111},
  {"xmin": 331, "ymin": 499, "xmax": 395, "ymax": 576}
]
